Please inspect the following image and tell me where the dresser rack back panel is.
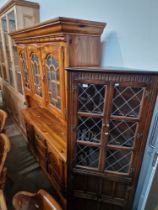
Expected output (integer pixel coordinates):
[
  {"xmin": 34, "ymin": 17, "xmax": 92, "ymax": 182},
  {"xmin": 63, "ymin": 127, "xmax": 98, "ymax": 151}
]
[{"xmin": 66, "ymin": 67, "xmax": 158, "ymax": 210}]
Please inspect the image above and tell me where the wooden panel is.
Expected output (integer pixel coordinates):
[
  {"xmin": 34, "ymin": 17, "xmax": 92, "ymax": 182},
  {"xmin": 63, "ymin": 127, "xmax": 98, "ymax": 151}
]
[{"xmin": 68, "ymin": 35, "xmax": 101, "ymax": 67}]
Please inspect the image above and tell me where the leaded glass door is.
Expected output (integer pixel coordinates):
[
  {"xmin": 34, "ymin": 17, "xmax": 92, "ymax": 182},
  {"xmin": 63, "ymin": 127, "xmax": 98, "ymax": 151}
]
[
  {"xmin": 104, "ymin": 83, "xmax": 145, "ymax": 176},
  {"xmin": 74, "ymin": 82, "xmax": 146, "ymax": 176},
  {"xmin": 41, "ymin": 43, "xmax": 66, "ymax": 119},
  {"xmin": 27, "ymin": 45, "xmax": 44, "ymax": 104},
  {"xmin": 75, "ymin": 82, "xmax": 107, "ymax": 170}
]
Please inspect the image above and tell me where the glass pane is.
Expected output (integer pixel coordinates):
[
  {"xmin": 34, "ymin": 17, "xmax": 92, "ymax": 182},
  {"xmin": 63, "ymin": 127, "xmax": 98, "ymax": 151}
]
[
  {"xmin": 1, "ymin": 17, "xmax": 7, "ymax": 32},
  {"xmin": 20, "ymin": 52, "xmax": 29, "ymax": 88},
  {"xmin": 8, "ymin": 11, "xmax": 16, "ymax": 32},
  {"xmin": 105, "ymin": 149, "xmax": 132, "ymax": 173},
  {"xmin": 108, "ymin": 120, "xmax": 137, "ymax": 147},
  {"xmin": 78, "ymin": 83, "xmax": 105, "ymax": 113},
  {"xmin": 112, "ymin": 86, "xmax": 144, "ymax": 117},
  {"xmin": 31, "ymin": 54, "xmax": 42, "ymax": 96},
  {"xmin": 76, "ymin": 144, "xmax": 99, "ymax": 168},
  {"xmin": 77, "ymin": 116, "xmax": 102, "ymax": 143},
  {"xmin": 46, "ymin": 55, "xmax": 61, "ymax": 109}
]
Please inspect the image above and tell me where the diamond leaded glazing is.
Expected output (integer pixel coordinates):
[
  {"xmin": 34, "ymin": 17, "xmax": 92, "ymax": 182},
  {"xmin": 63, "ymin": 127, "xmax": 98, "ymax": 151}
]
[
  {"xmin": 108, "ymin": 120, "xmax": 138, "ymax": 147},
  {"xmin": 78, "ymin": 84, "xmax": 105, "ymax": 113},
  {"xmin": 76, "ymin": 144, "xmax": 99, "ymax": 167},
  {"xmin": 77, "ymin": 116, "xmax": 102, "ymax": 143},
  {"xmin": 105, "ymin": 149, "xmax": 132, "ymax": 173},
  {"xmin": 112, "ymin": 86, "xmax": 144, "ymax": 117}
]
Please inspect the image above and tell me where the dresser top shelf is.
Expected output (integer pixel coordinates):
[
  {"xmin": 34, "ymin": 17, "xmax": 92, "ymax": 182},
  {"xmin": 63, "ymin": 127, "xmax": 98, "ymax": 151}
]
[
  {"xmin": 66, "ymin": 66, "xmax": 158, "ymax": 75},
  {"xmin": 22, "ymin": 107, "xmax": 67, "ymax": 161}
]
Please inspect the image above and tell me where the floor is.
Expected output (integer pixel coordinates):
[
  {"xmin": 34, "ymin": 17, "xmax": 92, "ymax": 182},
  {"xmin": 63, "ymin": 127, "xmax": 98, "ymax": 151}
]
[{"xmin": 4, "ymin": 111, "xmax": 53, "ymax": 209}]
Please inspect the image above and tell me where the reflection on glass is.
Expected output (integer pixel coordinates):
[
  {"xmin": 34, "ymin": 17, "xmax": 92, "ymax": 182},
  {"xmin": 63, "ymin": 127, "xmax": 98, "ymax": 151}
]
[
  {"xmin": 108, "ymin": 120, "xmax": 137, "ymax": 147},
  {"xmin": 76, "ymin": 144, "xmax": 99, "ymax": 168},
  {"xmin": 46, "ymin": 55, "xmax": 61, "ymax": 109},
  {"xmin": 78, "ymin": 83, "xmax": 105, "ymax": 113},
  {"xmin": 77, "ymin": 116, "xmax": 102, "ymax": 143},
  {"xmin": 112, "ymin": 86, "xmax": 144, "ymax": 117},
  {"xmin": 105, "ymin": 149, "xmax": 132, "ymax": 174},
  {"xmin": 31, "ymin": 54, "xmax": 42, "ymax": 96}
]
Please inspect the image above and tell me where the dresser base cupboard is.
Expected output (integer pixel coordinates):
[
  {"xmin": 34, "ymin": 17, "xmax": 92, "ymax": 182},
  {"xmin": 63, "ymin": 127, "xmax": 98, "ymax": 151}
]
[{"xmin": 10, "ymin": 17, "xmax": 158, "ymax": 210}]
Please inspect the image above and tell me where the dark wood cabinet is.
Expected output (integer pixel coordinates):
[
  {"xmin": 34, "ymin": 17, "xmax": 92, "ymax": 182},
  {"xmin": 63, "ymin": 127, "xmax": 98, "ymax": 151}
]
[{"xmin": 66, "ymin": 67, "xmax": 158, "ymax": 210}]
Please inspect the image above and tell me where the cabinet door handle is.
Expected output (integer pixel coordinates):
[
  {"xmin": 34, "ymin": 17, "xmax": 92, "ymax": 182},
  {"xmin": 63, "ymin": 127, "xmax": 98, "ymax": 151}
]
[{"xmin": 149, "ymin": 113, "xmax": 158, "ymax": 149}]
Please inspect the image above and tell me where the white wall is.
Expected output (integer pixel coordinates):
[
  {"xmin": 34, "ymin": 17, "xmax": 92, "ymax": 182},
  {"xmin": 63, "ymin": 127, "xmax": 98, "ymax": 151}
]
[{"xmin": 0, "ymin": 0, "xmax": 158, "ymax": 70}]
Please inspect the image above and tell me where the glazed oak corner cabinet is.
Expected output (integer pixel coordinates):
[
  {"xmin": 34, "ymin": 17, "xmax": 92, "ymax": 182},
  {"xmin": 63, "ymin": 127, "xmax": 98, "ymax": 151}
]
[
  {"xmin": 66, "ymin": 67, "xmax": 158, "ymax": 210},
  {"xmin": 10, "ymin": 17, "xmax": 158, "ymax": 210},
  {"xmin": 0, "ymin": 0, "xmax": 39, "ymax": 127}
]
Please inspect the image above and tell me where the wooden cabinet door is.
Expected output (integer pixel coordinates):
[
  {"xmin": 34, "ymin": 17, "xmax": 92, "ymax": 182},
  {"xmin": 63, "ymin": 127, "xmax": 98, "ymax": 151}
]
[
  {"xmin": 27, "ymin": 45, "xmax": 44, "ymax": 105},
  {"xmin": 41, "ymin": 43, "xmax": 66, "ymax": 120},
  {"xmin": 68, "ymin": 73, "xmax": 155, "ymax": 210}
]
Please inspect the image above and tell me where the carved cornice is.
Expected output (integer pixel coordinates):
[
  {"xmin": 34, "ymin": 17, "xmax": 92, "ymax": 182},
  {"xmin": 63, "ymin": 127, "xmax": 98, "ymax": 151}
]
[
  {"xmin": 73, "ymin": 72, "xmax": 152, "ymax": 83},
  {"xmin": 10, "ymin": 17, "xmax": 106, "ymax": 44}
]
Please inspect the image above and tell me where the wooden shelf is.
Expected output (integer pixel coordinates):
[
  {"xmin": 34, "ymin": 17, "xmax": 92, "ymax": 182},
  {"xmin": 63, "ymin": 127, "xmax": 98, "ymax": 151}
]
[{"xmin": 22, "ymin": 107, "xmax": 67, "ymax": 161}]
